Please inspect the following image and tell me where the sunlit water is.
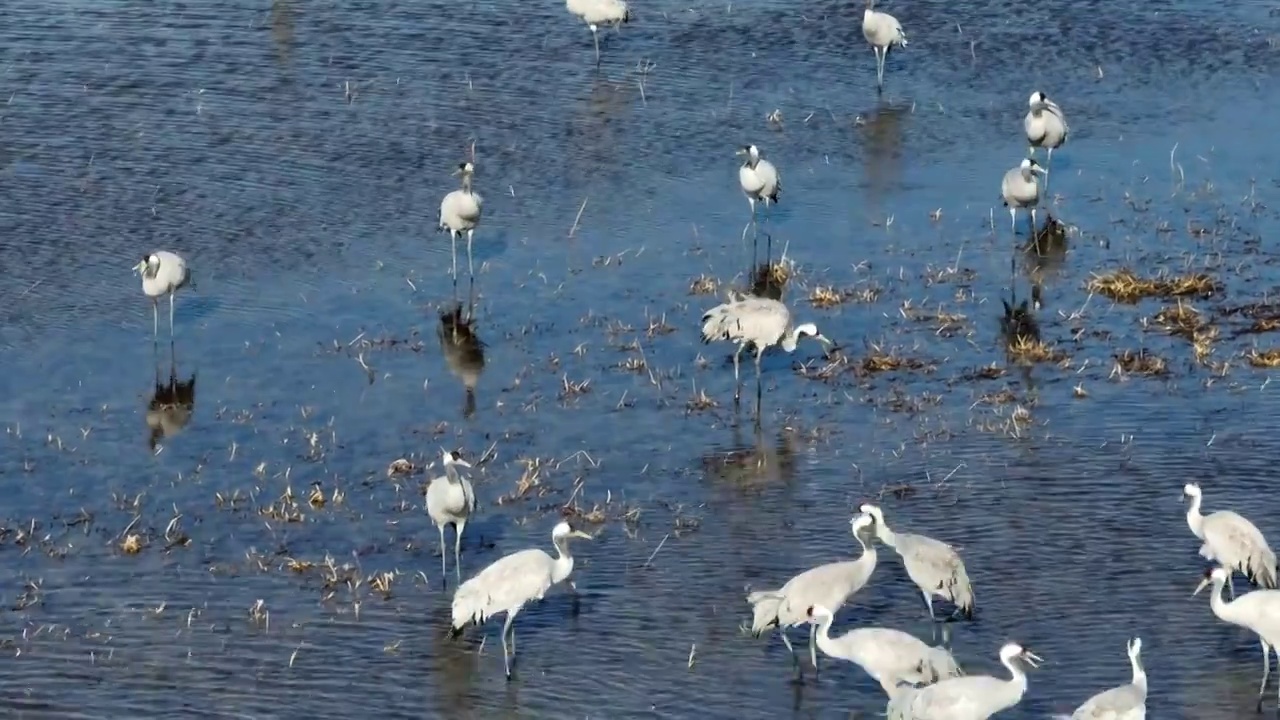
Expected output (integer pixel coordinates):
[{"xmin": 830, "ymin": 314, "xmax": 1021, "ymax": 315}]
[{"xmin": 1, "ymin": 0, "xmax": 1280, "ymax": 717}]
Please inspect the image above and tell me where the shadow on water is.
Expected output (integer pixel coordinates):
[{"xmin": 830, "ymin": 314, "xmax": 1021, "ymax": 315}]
[
  {"xmin": 146, "ymin": 346, "xmax": 197, "ymax": 452},
  {"xmin": 437, "ymin": 293, "xmax": 486, "ymax": 420}
]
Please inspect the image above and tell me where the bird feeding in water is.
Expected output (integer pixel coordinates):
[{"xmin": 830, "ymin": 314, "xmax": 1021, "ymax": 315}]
[
  {"xmin": 1183, "ymin": 482, "xmax": 1277, "ymax": 599},
  {"xmin": 450, "ymin": 521, "xmax": 593, "ymax": 678},
  {"xmin": 1195, "ymin": 566, "xmax": 1280, "ymax": 712},
  {"xmin": 746, "ymin": 513, "xmax": 879, "ymax": 681},
  {"xmin": 439, "ymin": 161, "xmax": 484, "ymax": 285},
  {"xmin": 565, "ymin": 0, "xmax": 631, "ymax": 65},
  {"xmin": 134, "ymin": 251, "xmax": 191, "ymax": 339},
  {"xmin": 1055, "ymin": 637, "xmax": 1147, "ymax": 720},
  {"xmin": 700, "ymin": 293, "xmax": 833, "ymax": 405},
  {"xmin": 859, "ymin": 503, "xmax": 976, "ymax": 621},
  {"xmin": 886, "ymin": 642, "xmax": 1042, "ymax": 720},
  {"xmin": 1025, "ymin": 91, "xmax": 1069, "ymax": 188},
  {"xmin": 806, "ymin": 605, "xmax": 962, "ymax": 698},
  {"xmin": 1001, "ymin": 157, "xmax": 1047, "ymax": 238},
  {"xmin": 736, "ymin": 144, "xmax": 781, "ymax": 263},
  {"xmin": 862, "ymin": 0, "xmax": 907, "ymax": 93},
  {"xmin": 426, "ymin": 449, "xmax": 476, "ymax": 584}
]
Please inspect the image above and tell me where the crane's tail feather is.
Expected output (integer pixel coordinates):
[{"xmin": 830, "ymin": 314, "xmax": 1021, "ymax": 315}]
[{"xmin": 745, "ymin": 590, "xmax": 783, "ymax": 637}]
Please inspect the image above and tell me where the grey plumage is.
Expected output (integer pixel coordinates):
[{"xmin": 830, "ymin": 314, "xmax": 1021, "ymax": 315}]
[
  {"xmin": 746, "ymin": 513, "xmax": 878, "ymax": 679},
  {"xmin": 439, "ymin": 161, "xmax": 484, "ymax": 282},
  {"xmin": 860, "ymin": 504, "xmax": 975, "ymax": 621},
  {"xmin": 1025, "ymin": 92, "xmax": 1069, "ymax": 158},
  {"xmin": 862, "ymin": 0, "xmax": 907, "ymax": 91},
  {"xmin": 1184, "ymin": 482, "xmax": 1277, "ymax": 597},
  {"xmin": 134, "ymin": 250, "xmax": 191, "ymax": 338},
  {"xmin": 887, "ymin": 642, "xmax": 1042, "ymax": 720},
  {"xmin": 1195, "ymin": 567, "xmax": 1280, "ymax": 711},
  {"xmin": 451, "ymin": 521, "xmax": 593, "ymax": 678},
  {"xmin": 809, "ymin": 605, "xmax": 962, "ymax": 697},
  {"xmin": 426, "ymin": 449, "xmax": 477, "ymax": 583},
  {"xmin": 1055, "ymin": 638, "xmax": 1147, "ymax": 720},
  {"xmin": 565, "ymin": 0, "xmax": 630, "ymax": 64},
  {"xmin": 1001, "ymin": 157, "xmax": 1047, "ymax": 237},
  {"xmin": 700, "ymin": 293, "xmax": 831, "ymax": 402}
]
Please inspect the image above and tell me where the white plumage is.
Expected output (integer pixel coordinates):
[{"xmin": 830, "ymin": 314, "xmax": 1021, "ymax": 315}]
[
  {"xmin": 860, "ymin": 504, "xmax": 975, "ymax": 620},
  {"xmin": 1001, "ymin": 157, "xmax": 1047, "ymax": 237},
  {"xmin": 1184, "ymin": 482, "xmax": 1277, "ymax": 597},
  {"xmin": 886, "ymin": 642, "xmax": 1042, "ymax": 720},
  {"xmin": 746, "ymin": 513, "xmax": 878, "ymax": 678},
  {"xmin": 1195, "ymin": 566, "xmax": 1280, "ymax": 711},
  {"xmin": 565, "ymin": 0, "xmax": 630, "ymax": 64},
  {"xmin": 1025, "ymin": 91, "xmax": 1069, "ymax": 165},
  {"xmin": 737, "ymin": 144, "xmax": 780, "ymax": 221},
  {"xmin": 451, "ymin": 521, "xmax": 592, "ymax": 678},
  {"xmin": 426, "ymin": 449, "xmax": 477, "ymax": 584},
  {"xmin": 700, "ymin": 293, "xmax": 831, "ymax": 402},
  {"xmin": 134, "ymin": 250, "xmax": 191, "ymax": 338},
  {"xmin": 1056, "ymin": 638, "xmax": 1147, "ymax": 720},
  {"xmin": 862, "ymin": 0, "xmax": 907, "ymax": 91},
  {"xmin": 808, "ymin": 605, "xmax": 962, "ymax": 697},
  {"xmin": 439, "ymin": 161, "xmax": 484, "ymax": 282}
]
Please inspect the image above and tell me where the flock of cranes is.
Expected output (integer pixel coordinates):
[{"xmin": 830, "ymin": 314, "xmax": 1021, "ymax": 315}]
[{"xmin": 117, "ymin": 0, "xmax": 1270, "ymax": 715}]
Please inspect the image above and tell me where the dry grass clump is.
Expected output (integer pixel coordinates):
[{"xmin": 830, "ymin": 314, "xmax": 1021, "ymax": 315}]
[
  {"xmin": 809, "ymin": 285, "xmax": 843, "ymax": 308},
  {"xmin": 689, "ymin": 274, "xmax": 719, "ymax": 295},
  {"xmin": 1087, "ymin": 268, "xmax": 1220, "ymax": 303},
  {"xmin": 1246, "ymin": 349, "xmax": 1280, "ymax": 368},
  {"xmin": 1153, "ymin": 300, "xmax": 1205, "ymax": 337},
  {"xmin": 861, "ymin": 343, "xmax": 931, "ymax": 374},
  {"xmin": 1006, "ymin": 335, "xmax": 1069, "ymax": 363},
  {"xmin": 1113, "ymin": 349, "xmax": 1168, "ymax": 376}
]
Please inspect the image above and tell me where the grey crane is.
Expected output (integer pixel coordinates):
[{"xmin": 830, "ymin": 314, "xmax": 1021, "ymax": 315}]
[
  {"xmin": 1054, "ymin": 638, "xmax": 1147, "ymax": 720},
  {"xmin": 700, "ymin": 293, "xmax": 832, "ymax": 404},
  {"xmin": 134, "ymin": 250, "xmax": 191, "ymax": 338},
  {"xmin": 737, "ymin": 144, "xmax": 781, "ymax": 262},
  {"xmin": 886, "ymin": 642, "xmax": 1042, "ymax": 720},
  {"xmin": 747, "ymin": 513, "xmax": 878, "ymax": 681},
  {"xmin": 1001, "ymin": 157, "xmax": 1047, "ymax": 238},
  {"xmin": 1184, "ymin": 482, "xmax": 1277, "ymax": 599},
  {"xmin": 1025, "ymin": 91, "xmax": 1069, "ymax": 189},
  {"xmin": 860, "ymin": 503, "xmax": 975, "ymax": 621},
  {"xmin": 438, "ymin": 161, "xmax": 484, "ymax": 284},
  {"xmin": 807, "ymin": 604, "xmax": 962, "ymax": 698},
  {"xmin": 565, "ymin": 0, "xmax": 630, "ymax": 65},
  {"xmin": 450, "ymin": 521, "xmax": 592, "ymax": 678},
  {"xmin": 426, "ymin": 449, "xmax": 476, "ymax": 583},
  {"xmin": 862, "ymin": 0, "xmax": 907, "ymax": 93},
  {"xmin": 1196, "ymin": 566, "xmax": 1280, "ymax": 711}
]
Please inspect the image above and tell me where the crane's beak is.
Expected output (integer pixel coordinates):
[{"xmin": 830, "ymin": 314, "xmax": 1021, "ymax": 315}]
[
  {"xmin": 133, "ymin": 260, "xmax": 146, "ymax": 274},
  {"xmin": 453, "ymin": 458, "xmax": 472, "ymax": 469},
  {"xmin": 1022, "ymin": 651, "xmax": 1044, "ymax": 668},
  {"xmin": 1193, "ymin": 577, "xmax": 1212, "ymax": 596},
  {"xmin": 1034, "ymin": 166, "xmax": 1049, "ymax": 176},
  {"xmin": 569, "ymin": 530, "xmax": 593, "ymax": 540}
]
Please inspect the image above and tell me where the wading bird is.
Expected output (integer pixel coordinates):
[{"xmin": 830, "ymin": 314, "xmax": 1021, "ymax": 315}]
[
  {"xmin": 747, "ymin": 513, "xmax": 878, "ymax": 681},
  {"xmin": 426, "ymin": 449, "xmax": 476, "ymax": 583},
  {"xmin": 1184, "ymin": 482, "xmax": 1277, "ymax": 598},
  {"xmin": 862, "ymin": 0, "xmax": 907, "ymax": 93},
  {"xmin": 565, "ymin": 0, "xmax": 630, "ymax": 65},
  {"xmin": 1025, "ymin": 92, "xmax": 1068, "ymax": 178},
  {"xmin": 451, "ymin": 521, "xmax": 592, "ymax": 678},
  {"xmin": 439, "ymin": 161, "xmax": 484, "ymax": 284},
  {"xmin": 887, "ymin": 642, "xmax": 1042, "ymax": 720},
  {"xmin": 1195, "ymin": 566, "xmax": 1280, "ymax": 712},
  {"xmin": 1001, "ymin": 157, "xmax": 1047, "ymax": 238},
  {"xmin": 859, "ymin": 504, "xmax": 975, "ymax": 621},
  {"xmin": 736, "ymin": 144, "xmax": 781, "ymax": 260},
  {"xmin": 134, "ymin": 251, "xmax": 191, "ymax": 339},
  {"xmin": 1055, "ymin": 638, "xmax": 1147, "ymax": 720},
  {"xmin": 807, "ymin": 605, "xmax": 962, "ymax": 698},
  {"xmin": 700, "ymin": 293, "xmax": 832, "ymax": 404}
]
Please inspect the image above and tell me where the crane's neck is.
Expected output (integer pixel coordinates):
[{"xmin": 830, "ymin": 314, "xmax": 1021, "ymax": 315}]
[
  {"xmin": 1208, "ymin": 576, "xmax": 1249, "ymax": 626},
  {"xmin": 444, "ymin": 464, "xmax": 464, "ymax": 485},
  {"xmin": 1186, "ymin": 496, "xmax": 1205, "ymax": 538},
  {"xmin": 780, "ymin": 328, "xmax": 802, "ymax": 352},
  {"xmin": 551, "ymin": 537, "xmax": 576, "ymax": 585},
  {"xmin": 997, "ymin": 658, "xmax": 1029, "ymax": 709},
  {"xmin": 872, "ymin": 517, "xmax": 898, "ymax": 547},
  {"xmin": 1129, "ymin": 652, "xmax": 1147, "ymax": 693},
  {"xmin": 461, "ymin": 174, "xmax": 474, "ymax": 194},
  {"xmin": 812, "ymin": 613, "xmax": 837, "ymax": 655},
  {"xmin": 856, "ymin": 530, "xmax": 878, "ymax": 568}
]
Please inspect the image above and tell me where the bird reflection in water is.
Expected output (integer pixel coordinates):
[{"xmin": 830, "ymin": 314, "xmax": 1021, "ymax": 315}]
[
  {"xmin": 857, "ymin": 102, "xmax": 908, "ymax": 210},
  {"xmin": 146, "ymin": 347, "xmax": 196, "ymax": 451},
  {"xmin": 747, "ymin": 256, "xmax": 788, "ymax": 301},
  {"xmin": 1019, "ymin": 214, "xmax": 1069, "ymax": 312},
  {"xmin": 700, "ymin": 423, "xmax": 800, "ymax": 487},
  {"xmin": 271, "ymin": 0, "xmax": 295, "ymax": 66},
  {"xmin": 437, "ymin": 290, "xmax": 486, "ymax": 419}
]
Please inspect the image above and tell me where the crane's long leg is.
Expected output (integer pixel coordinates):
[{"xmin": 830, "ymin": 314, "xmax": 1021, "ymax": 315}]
[
  {"xmin": 779, "ymin": 630, "xmax": 803, "ymax": 680},
  {"xmin": 437, "ymin": 525, "xmax": 448, "ymax": 582},
  {"xmin": 501, "ymin": 611, "xmax": 517, "ymax": 678},
  {"xmin": 453, "ymin": 520, "xmax": 465, "ymax": 583},
  {"xmin": 466, "ymin": 229, "xmax": 475, "ymax": 279},
  {"xmin": 1030, "ymin": 207, "xmax": 1038, "ymax": 240},
  {"xmin": 876, "ymin": 47, "xmax": 886, "ymax": 91},
  {"xmin": 152, "ymin": 299, "xmax": 159, "ymax": 338},
  {"xmin": 591, "ymin": 25, "xmax": 601, "ymax": 66},
  {"xmin": 732, "ymin": 344, "xmax": 744, "ymax": 404},
  {"xmin": 922, "ymin": 591, "xmax": 936, "ymax": 621},
  {"xmin": 808, "ymin": 623, "xmax": 819, "ymax": 674},
  {"xmin": 1258, "ymin": 639, "xmax": 1273, "ymax": 712},
  {"xmin": 1008, "ymin": 207, "xmax": 1017, "ymax": 240},
  {"xmin": 450, "ymin": 232, "xmax": 459, "ymax": 285},
  {"xmin": 169, "ymin": 293, "xmax": 176, "ymax": 338},
  {"xmin": 1229, "ymin": 573, "xmax": 1237, "ymax": 600},
  {"xmin": 754, "ymin": 347, "xmax": 765, "ymax": 425},
  {"xmin": 1045, "ymin": 147, "xmax": 1055, "ymax": 196}
]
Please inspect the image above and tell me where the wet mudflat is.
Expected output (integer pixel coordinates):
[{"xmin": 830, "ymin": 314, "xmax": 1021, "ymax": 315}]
[{"xmin": 1, "ymin": 0, "xmax": 1280, "ymax": 717}]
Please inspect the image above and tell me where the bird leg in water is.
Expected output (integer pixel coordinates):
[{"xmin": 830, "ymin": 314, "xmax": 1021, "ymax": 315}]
[
  {"xmin": 438, "ymin": 526, "xmax": 448, "ymax": 584},
  {"xmin": 152, "ymin": 298, "xmax": 159, "ymax": 338},
  {"xmin": 168, "ymin": 293, "xmax": 176, "ymax": 338},
  {"xmin": 808, "ymin": 623, "xmax": 819, "ymax": 675},
  {"xmin": 732, "ymin": 344, "xmax": 745, "ymax": 404},
  {"xmin": 453, "ymin": 523, "xmax": 465, "ymax": 583},
  {"xmin": 466, "ymin": 229, "xmax": 475, "ymax": 278},
  {"xmin": 922, "ymin": 591, "xmax": 937, "ymax": 621},
  {"xmin": 450, "ymin": 232, "xmax": 459, "ymax": 284},
  {"xmin": 779, "ymin": 631, "xmax": 804, "ymax": 681},
  {"xmin": 875, "ymin": 47, "xmax": 886, "ymax": 91},
  {"xmin": 1228, "ymin": 573, "xmax": 1237, "ymax": 600},
  {"xmin": 1029, "ymin": 207, "xmax": 1039, "ymax": 239},
  {"xmin": 591, "ymin": 24, "xmax": 601, "ymax": 65},
  {"xmin": 1008, "ymin": 207, "xmax": 1017, "ymax": 240},
  {"xmin": 1258, "ymin": 639, "xmax": 1273, "ymax": 712},
  {"xmin": 501, "ymin": 612, "xmax": 517, "ymax": 678}
]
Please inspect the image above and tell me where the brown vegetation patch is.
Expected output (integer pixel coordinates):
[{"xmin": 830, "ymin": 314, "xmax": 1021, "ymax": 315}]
[
  {"xmin": 1087, "ymin": 268, "xmax": 1220, "ymax": 303},
  {"xmin": 1113, "ymin": 349, "xmax": 1169, "ymax": 376},
  {"xmin": 1246, "ymin": 349, "xmax": 1280, "ymax": 368},
  {"xmin": 1006, "ymin": 336, "xmax": 1070, "ymax": 364}
]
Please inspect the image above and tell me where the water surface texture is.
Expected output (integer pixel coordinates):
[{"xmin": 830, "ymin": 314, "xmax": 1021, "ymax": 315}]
[{"xmin": 2, "ymin": 0, "xmax": 1280, "ymax": 717}]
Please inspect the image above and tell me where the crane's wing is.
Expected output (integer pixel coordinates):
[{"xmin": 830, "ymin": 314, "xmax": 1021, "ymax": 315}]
[
  {"xmin": 772, "ymin": 560, "xmax": 869, "ymax": 626},
  {"xmin": 462, "ymin": 477, "xmax": 477, "ymax": 515},
  {"xmin": 453, "ymin": 549, "xmax": 555, "ymax": 622},
  {"xmin": 1204, "ymin": 511, "xmax": 1277, "ymax": 584},
  {"xmin": 899, "ymin": 534, "xmax": 969, "ymax": 593},
  {"xmin": 904, "ymin": 675, "xmax": 1002, "ymax": 718},
  {"xmin": 1069, "ymin": 683, "xmax": 1145, "ymax": 720}
]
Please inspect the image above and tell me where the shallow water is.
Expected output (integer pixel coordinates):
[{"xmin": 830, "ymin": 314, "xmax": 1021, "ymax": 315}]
[{"xmin": 2, "ymin": 0, "xmax": 1280, "ymax": 717}]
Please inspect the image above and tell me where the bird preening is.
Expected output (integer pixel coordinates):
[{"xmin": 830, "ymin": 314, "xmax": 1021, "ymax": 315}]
[
  {"xmin": 134, "ymin": 250, "xmax": 191, "ymax": 339},
  {"xmin": 1025, "ymin": 91, "xmax": 1069, "ymax": 188}
]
